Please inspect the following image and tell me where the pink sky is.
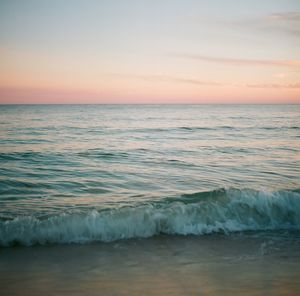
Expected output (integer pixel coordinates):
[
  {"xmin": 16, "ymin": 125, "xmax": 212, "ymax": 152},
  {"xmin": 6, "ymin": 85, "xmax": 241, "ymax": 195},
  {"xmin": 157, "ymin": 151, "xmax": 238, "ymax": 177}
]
[{"xmin": 0, "ymin": 1, "xmax": 299, "ymax": 104}]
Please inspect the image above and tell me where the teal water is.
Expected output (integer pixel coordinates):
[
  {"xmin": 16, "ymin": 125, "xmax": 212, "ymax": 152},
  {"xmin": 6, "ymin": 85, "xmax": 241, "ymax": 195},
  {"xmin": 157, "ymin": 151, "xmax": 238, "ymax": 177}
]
[{"xmin": 0, "ymin": 104, "xmax": 300, "ymax": 246}]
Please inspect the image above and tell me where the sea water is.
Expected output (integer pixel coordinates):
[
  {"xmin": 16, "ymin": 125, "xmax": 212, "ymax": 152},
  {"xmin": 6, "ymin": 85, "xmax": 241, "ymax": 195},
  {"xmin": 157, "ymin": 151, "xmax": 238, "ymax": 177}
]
[
  {"xmin": 0, "ymin": 104, "xmax": 299, "ymax": 246},
  {"xmin": 1, "ymin": 104, "xmax": 300, "ymax": 295}
]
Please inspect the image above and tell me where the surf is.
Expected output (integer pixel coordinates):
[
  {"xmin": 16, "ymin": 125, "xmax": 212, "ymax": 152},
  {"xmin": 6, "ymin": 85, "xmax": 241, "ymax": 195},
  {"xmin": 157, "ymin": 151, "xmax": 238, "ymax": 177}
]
[{"xmin": 1, "ymin": 188, "xmax": 299, "ymax": 246}]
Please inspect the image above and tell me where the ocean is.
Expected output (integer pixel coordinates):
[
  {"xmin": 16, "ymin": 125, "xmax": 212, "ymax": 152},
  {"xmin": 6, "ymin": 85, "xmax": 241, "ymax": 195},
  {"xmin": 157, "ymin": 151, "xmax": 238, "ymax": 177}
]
[{"xmin": 0, "ymin": 104, "xmax": 300, "ymax": 295}]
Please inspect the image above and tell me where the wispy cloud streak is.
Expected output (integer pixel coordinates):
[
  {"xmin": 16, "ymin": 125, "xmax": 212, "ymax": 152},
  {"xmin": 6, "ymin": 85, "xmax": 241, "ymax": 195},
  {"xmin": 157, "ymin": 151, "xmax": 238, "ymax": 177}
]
[
  {"xmin": 261, "ymin": 12, "xmax": 300, "ymax": 35},
  {"xmin": 109, "ymin": 73, "xmax": 221, "ymax": 86},
  {"xmin": 246, "ymin": 82, "xmax": 300, "ymax": 89},
  {"xmin": 170, "ymin": 53, "xmax": 300, "ymax": 68},
  {"xmin": 222, "ymin": 11, "xmax": 300, "ymax": 36}
]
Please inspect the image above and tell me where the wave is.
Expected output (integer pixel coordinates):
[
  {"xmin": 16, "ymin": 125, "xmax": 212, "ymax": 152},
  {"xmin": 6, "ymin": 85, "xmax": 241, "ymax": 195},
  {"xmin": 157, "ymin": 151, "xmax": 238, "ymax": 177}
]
[{"xmin": 0, "ymin": 188, "xmax": 299, "ymax": 246}]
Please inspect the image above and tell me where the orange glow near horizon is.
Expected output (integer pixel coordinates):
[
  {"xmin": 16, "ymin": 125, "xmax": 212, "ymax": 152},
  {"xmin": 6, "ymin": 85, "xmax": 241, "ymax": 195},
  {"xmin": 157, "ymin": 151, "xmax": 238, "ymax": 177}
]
[{"xmin": 1, "ymin": 85, "xmax": 299, "ymax": 104}]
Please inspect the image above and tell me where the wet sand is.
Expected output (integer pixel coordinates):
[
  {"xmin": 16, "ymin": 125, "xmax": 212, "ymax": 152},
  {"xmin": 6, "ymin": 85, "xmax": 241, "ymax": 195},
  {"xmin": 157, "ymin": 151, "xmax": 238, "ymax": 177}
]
[{"xmin": 1, "ymin": 233, "xmax": 300, "ymax": 296}]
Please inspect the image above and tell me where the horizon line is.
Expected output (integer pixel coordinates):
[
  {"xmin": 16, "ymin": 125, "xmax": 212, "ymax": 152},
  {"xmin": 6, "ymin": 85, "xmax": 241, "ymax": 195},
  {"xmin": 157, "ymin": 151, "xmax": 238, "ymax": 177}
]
[{"xmin": 1, "ymin": 103, "xmax": 299, "ymax": 106}]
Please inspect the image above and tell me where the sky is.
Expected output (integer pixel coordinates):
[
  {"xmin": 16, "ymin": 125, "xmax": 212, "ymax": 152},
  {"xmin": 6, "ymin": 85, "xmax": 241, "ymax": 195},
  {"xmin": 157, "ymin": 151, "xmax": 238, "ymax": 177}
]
[{"xmin": 0, "ymin": 0, "xmax": 300, "ymax": 104}]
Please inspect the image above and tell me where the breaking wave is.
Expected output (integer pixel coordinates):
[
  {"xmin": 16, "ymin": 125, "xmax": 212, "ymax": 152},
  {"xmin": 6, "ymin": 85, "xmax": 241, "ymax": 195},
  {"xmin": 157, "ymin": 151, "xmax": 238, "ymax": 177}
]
[{"xmin": 0, "ymin": 188, "xmax": 299, "ymax": 246}]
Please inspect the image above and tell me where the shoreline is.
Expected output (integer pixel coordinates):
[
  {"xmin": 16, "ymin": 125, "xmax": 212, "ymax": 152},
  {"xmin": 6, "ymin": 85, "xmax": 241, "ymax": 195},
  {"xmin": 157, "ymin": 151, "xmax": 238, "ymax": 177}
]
[{"xmin": 1, "ymin": 234, "xmax": 299, "ymax": 295}]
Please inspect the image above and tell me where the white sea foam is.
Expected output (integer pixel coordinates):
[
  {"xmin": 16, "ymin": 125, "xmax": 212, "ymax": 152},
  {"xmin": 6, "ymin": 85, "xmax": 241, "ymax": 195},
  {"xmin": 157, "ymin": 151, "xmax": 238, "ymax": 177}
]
[{"xmin": 0, "ymin": 188, "xmax": 299, "ymax": 246}]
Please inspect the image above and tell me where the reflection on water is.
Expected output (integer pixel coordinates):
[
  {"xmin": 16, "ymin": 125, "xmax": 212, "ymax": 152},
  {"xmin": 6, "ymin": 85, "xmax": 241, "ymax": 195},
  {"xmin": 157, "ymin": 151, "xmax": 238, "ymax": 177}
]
[{"xmin": 0, "ymin": 105, "xmax": 299, "ymax": 218}]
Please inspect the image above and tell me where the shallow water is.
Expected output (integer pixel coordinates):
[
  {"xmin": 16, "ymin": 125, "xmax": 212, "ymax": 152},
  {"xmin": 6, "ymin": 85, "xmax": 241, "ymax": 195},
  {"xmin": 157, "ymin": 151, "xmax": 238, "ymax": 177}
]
[
  {"xmin": 1, "ymin": 233, "xmax": 300, "ymax": 296},
  {"xmin": 0, "ymin": 105, "xmax": 300, "ymax": 246}
]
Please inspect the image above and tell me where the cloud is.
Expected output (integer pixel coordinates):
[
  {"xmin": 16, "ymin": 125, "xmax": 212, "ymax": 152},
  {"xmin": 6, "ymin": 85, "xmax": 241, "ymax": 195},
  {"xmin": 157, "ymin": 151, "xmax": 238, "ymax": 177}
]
[
  {"xmin": 170, "ymin": 53, "xmax": 300, "ymax": 68},
  {"xmin": 264, "ymin": 12, "xmax": 300, "ymax": 31},
  {"xmin": 265, "ymin": 12, "xmax": 300, "ymax": 22},
  {"xmin": 227, "ymin": 11, "xmax": 300, "ymax": 36},
  {"xmin": 246, "ymin": 82, "xmax": 300, "ymax": 89},
  {"xmin": 109, "ymin": 73, "xmax": 221, "ymax": 86},
  {"xmin": 106, "ymin": 73, "xmax": 300, "ymax": 91},
  {"xmin": 169, "ymin": 77, "xmax": 220, "ymax": 86},
  {"xmin": 273, "ymin": 73, "xmax": 288, "ymax": 79}
]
